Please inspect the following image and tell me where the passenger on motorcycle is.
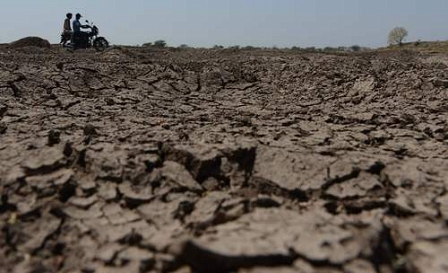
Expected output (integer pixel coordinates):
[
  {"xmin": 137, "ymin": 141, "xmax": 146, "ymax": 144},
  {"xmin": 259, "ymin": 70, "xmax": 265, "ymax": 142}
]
[
  {"xmin": 63, "ymin": 13, "xmax": 72, "ymax": 32},
  {"xmin": 72, "ymin": 13, "xmax": 90, "ymax": 47},
  {"xmin": 61, "ymin": 13, "xmax": 72, "ymax": 46}
]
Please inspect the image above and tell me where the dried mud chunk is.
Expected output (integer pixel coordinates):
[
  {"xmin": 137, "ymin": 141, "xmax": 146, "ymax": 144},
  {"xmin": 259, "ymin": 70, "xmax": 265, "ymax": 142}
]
[
  {"xmin": 350, "ymin": 112, "xmax": 378, "ymax": 124},
  {"xmin": 92, "ymin": 263, "xmax": 141, "ymax": 273},
  {"xmin": 293, "ymin": 259, "xmax": 341, "ymax": 273},
  {"xmin": 343, "ymin": 259, "xmax": 375, "ymax": 273},
  {"xmin": 145, "ymin": 221, "xmax": 185, "ymax": 251},
  {"xmin": 138, "ymin": 198, "xmax": 191, "ymax": 227},
  {"xmin": 159, "ymin": 161, "xmax": 203, "ymax": 192},
  {"xmin": 86, "ymin": 145, "xmax": 126, "ymax": 181},
  {"xmin": 178, "ymin": 208, "xmax": 381, "ymax": 272},
  {"xmin": 219, "ymin": 141, "xmax": 257, "ymax": 189},
  {"xmin": 239, "ymin": 267, "xmax": 300, "ymax": 273},
  {"xmin": 22, "ymin": 146, "xmax": 67, "ymax": 174},
  {"xmin": 103, "ymin": 203, "xmax": 140, "ymax": 225},
  {"xmin": 62, "ymin": 202, "xmax": 103, "ymax": 220},
  {"xmin": 350, "ymin": 77, "xmax": 375, "ymax": 96},
  {"xmin": 69, "ymin": 195, "xmax": 98, "ymax": 209},
  {"xmin": 117, "ymin": 247, "xmax": 155, "ymax": 266},
  {"xmin": 391, "ymin": 175, "xmax": 444, "ymax": 216},
  {"xmin": 98, "ymin": 220, "xmax": 156, "ymax": 243},
  {"xmin": 97, "ymin": 182, "xmax": 117, "ymax": 200},
  {"xmin": 13, "ymin": 193, "xmax": 38, "ymax": 215},
  {"xmin": 186, "ymin": 191, "xmax": 231, "ymax": 228},
  {"xmin": 368, "ymin": 130, "xmax": 391, "ymax": 144},
  {"xmin": 252, "ymin": 147, "xmax": 334, "ymax": 192},
  {"xmin": 3, "ymin": 166, "xmax": 26, "ymax": 187},
  {"xmin": 407, "ymin": 240, "xmax": 448, "ymax": 273},
  {"xmin": 161, "ymin": 143, "xmax": 222, "ymax": 183},
  {"xmin": 386, "ymin": 217, "xmax": 448, "ymax": 249},
  {"xmin": 79, "ymin": 179, "xmax": 97, "ymax": 193},
  {"xmin": 96, "ymin": 243, "xmax": 124, "ymax": 263},
  {"xmin": 8, "ymin": 214, "xmax": 62, "ymax": 253},
  {"xmin": 250, "ymin": 195, "xmax": 283, "ymax": 208},
  {"xmin": 388, "ymin": 186, "xmax": 442, "ymax": 217},
  {"xmin": 153, "ymin": 253, "xmax": 180, "ymax": 272},
  {"xmin": 86, "ymin": 77, "xmax": 105, "ymax": 90},
  {"xmin": 325, "ymin": 172, "xmax": 382, "ymax": 199},
  {"xmin": 25, "ymin": 168, "xmax": 74, "ymax": 192},
  {"xmin": 118, "ymin": 182, "xmax": 153, "ymax": 206},
  {"xmin": 437, "ymin": 194, "xmax": 448, "ymax": 220}
]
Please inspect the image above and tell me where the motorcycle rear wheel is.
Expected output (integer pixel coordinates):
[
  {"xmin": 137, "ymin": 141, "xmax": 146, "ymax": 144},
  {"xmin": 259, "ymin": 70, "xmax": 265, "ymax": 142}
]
[{"xmin": 93, "ymin": 37, "xmax": 109, "ymax": 52}]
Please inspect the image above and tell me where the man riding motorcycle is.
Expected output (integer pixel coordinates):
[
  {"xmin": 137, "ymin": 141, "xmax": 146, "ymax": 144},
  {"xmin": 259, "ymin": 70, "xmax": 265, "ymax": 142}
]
[{"xmin": 72, "ymin": 13, "xmax": 90, "ymax": 48}]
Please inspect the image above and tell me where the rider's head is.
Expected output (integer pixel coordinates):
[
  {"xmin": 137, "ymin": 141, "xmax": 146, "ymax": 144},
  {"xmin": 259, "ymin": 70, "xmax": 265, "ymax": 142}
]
[
  {"xmin": 66, "ymin": 13, "xmax": 73, "ymax": 19},
  {"xmin": 75, "ymin": 13, "xmax": 82, "ymax": 20}
]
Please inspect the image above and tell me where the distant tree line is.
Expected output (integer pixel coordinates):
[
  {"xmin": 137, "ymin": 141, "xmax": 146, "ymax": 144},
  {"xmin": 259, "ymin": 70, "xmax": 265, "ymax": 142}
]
[
  {"xmin": 141, "ymin": 27, "xmax": 415, "ymax": 51},
  {"xmin": 140, "ymin": 41, "xmax": 372, "ymax": 52}
]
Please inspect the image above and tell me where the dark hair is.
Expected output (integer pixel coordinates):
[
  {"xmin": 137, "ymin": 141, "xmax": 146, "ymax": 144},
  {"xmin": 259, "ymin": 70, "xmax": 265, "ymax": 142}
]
[{"xmin": 66, "ymin": 13, "xmax": 72, "ymax": 18}]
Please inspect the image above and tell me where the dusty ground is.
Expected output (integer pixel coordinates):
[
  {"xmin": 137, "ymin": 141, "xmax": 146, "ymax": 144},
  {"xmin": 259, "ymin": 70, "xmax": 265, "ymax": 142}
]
[{"xmin": 1, "ymin": 46, "xmax": 448, "ymax": 273}]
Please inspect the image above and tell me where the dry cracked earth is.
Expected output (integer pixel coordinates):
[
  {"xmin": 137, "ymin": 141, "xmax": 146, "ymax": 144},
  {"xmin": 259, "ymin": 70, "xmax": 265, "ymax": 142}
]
[{"xmin": 1, "ymin": 45, "xmax": 448, "ymax": 273}]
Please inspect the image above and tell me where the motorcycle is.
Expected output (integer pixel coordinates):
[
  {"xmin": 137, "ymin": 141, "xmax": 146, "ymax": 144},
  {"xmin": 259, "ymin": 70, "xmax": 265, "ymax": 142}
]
[{"xmin": 61, "ymin": 20, "xmax": 109, "ymax": 52}]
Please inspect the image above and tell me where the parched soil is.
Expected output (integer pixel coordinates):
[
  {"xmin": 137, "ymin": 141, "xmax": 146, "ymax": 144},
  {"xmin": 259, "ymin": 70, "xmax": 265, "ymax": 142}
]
[{"xmin": 1, "ymin": 46, "xmax": 448, "ymax": 273}]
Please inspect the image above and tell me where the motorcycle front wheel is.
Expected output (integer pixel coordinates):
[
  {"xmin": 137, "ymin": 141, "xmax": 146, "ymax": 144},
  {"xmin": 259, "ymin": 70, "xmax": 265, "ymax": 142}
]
[{"xmin": 93, "ymin": 37, "xmax": 109, "ymax": 52}]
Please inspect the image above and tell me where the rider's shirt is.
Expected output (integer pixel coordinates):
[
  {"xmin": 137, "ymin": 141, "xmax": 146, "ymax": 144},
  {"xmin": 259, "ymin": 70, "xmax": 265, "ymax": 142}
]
[{"xmin": 73, "ymin": 19, "xmax": 82, "ymax": 32}]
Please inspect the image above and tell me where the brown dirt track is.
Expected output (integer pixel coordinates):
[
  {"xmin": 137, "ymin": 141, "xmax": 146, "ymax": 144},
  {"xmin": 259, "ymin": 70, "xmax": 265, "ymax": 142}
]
[{"xmin": 1, "ymin": 46, "xmax": 448, "ymax": 273}]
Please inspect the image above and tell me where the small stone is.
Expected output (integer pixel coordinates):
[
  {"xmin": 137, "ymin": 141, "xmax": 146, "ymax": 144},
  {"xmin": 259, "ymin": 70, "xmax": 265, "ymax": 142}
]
[
  {"xmin": 47, "ymin": 129, "xmax": 61, "ymax": 146},
  {"xmin": 0, "ymin": 104, "xmax": 7, "ymax": 117},
  {"xmin": 0, "ymin": 122, "xmax": 7, "ymax": 134},
  {"xmin": 105, "ymin": 97, "xmax": 115, "ymax": 105},
  {"xmin": 145, "ymin": 154, "xmax": 162, "ymax": 172},
  {"xmin": 83, "ymin": 124, "xmax": 98, "ymax": 136}
]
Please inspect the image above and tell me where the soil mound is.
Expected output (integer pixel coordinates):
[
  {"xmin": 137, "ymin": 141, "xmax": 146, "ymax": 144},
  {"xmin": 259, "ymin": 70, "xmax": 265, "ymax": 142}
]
[{"xmin": 9, "ymin": 36, "xmax": 51, "ymax": 48}]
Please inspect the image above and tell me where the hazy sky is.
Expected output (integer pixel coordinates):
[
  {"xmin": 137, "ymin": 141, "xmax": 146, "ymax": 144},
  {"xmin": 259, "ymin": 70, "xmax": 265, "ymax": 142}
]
[{"xmin": 1, "ymin": 0, "xmax": 448, "ymax": 48}]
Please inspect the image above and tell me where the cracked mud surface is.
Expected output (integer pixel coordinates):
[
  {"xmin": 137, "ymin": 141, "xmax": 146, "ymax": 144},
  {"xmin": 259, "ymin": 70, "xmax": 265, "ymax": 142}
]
[{"xmin": 1, "ymin": 46, "xmax": 448, "ymax": 272}]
